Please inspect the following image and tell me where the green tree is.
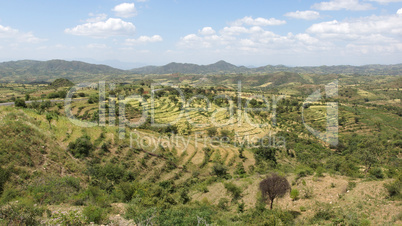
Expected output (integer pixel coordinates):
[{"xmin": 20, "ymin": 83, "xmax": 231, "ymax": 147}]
[
  {"xmin": 14, "ymin": 98, "xmax": 27, "ymax": 108},
  {"xmin": 358, "ymin": 138, "xmax": 380, "ymax": 176},
  {"xmin": 207, "ymin": 127, "xmax": 218, "ymax": 137},
  {"xmin": 46, "ymin": 113, "xmax": 53, "ymax": 129}
]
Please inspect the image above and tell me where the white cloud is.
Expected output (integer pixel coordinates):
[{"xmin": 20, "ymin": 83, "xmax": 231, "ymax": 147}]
[
  {"xmin": 0, "ymin": 24, "xmax": 19, "ymax": 38},
  {"xmin": 284, "ymin": 10, "xmax": 320, "ymax": 20},
  {"xmin": 221, "ymin": 26, "xmax": 249, "ymax": 36},
  {"xmin": 136, "ymin": 0, "xmax": 148, "ymax": 2},
  {"xmin": 65, "ymin": 18, "xmax": 136, "ymax": 37},
  {"xmin": 87, "ymin": 43, "xmax": 108, "ymax": 49},
  {"xmin": 177, "ymin": 11, "xmax": 402, "ymax": 61},
  {"xmin": 368, "ymin": 0, "xmax": 402, "ymax": 3},
  {"xmin": 199, "ymin": 27, "xmax": 216, "ymax": 35},
  {"xmin": 305, "ymin": 13, "xmax": 402, "ymax": 54},
  {"xmin": 112, "ymin": 3, "xmax": 137, "ymax": 18},
  {"xmin": 295, "ymin": 33, "xmax": 320, "ymax": 44},
  {"xmin": 312, "ymin": 0, "xmax": 375, "ymax": 11},
  {"xmin": 397, "ymin": 8, "xmax": 402, "ymax": 15},
  {"xmin": 0, "ymin": 24, "xmax": 45, "ymax": 43},
  {"xmin": 86, "ymin": 13, "xmax": 108, "ymax": 23},
  {"xmin": 178, "ymin": 24, "xmax": 327, "ymax": 52},
  {"xmin": 231, "ymin": 16, "xmax": 286, "ymax": 26},
  {"xmin": 125, "ymin": 35, "xmax": 163, "ymax": 45},
  {"xmin": 307, "ymin": 14, "xmax": 402, "ymax": 37}
]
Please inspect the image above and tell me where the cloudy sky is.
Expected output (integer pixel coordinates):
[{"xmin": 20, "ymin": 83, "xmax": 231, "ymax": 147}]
[{"xmin": 0, "ymin": 0, "xmax": 402, "ymax": 68}]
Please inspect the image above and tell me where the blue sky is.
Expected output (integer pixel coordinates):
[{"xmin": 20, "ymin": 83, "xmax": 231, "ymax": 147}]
[{"xmin": 0, "ymin": 0, "xmax": 402, "ymax": 68}]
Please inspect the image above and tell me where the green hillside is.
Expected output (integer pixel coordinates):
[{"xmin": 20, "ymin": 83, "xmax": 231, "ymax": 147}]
[{"xmin": 0, "ymin": 73, "xmax": 400, "ymax": 225}]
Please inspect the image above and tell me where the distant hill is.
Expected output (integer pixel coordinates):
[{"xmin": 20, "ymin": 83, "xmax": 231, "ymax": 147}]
[
  {"xmin": 133, "ymin": 61, "xmax": 402, "ymax": 76},
  {"xmin": 131, "ymin": 60, "xmax": 249, "ymax": 74},
  {"xmin": 0, "ymin": 59, "xmax": 126, "ymax": 83},
  {"xmin": 254, "ymin": 64, "xmax": 402, "ymax": 76},
  {"xmin": 0, "ymin": 59, "xmax": 401, "ymax": 83}
]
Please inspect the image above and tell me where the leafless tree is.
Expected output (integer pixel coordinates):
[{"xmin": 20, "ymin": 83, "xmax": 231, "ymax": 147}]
[{"xmin": 259, "ymin": 173, "xmax": 291, "ymax": 209}]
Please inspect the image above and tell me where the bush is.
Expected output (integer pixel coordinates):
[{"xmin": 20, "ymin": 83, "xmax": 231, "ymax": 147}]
[
  {"xmin": 88, "ymin": 94, "xmax": 99, "ymax": 104},
  {"xmin": 290, "ymin": 189, "xmax": 299, "ymax": 200},
  {"xmin": 1, "ymin": 186, "xmax": 19, "ymax": 203},
  {"xmin": 310, "ymin": 204, "xmax": 335, "ymax": 223},
  {"xmin": 369, "ymin": 167, "xmax": 384, "ymax": 179},
  {"xmin": 0, "ymin": 199, "xmax": 45, "ymax": 225},
  {"xmin": 384, "ymin": 177, "xmax": 401, "ymax": 200},
  {"xmin": 49, "ymin": 210, "xmax": 85, "ymax": 225},
  {"xmin": 254, "ymin": 147, "xmax": 277, "ymax": 166},
  {"xmin": 83, "ymin": 205, "xmax": 106, "ymax": 224},
  {"xmin": 0, "ymin": 166, "xmax": 10, "ymax": 195},
  {"xmin": 224, "ymin": 182, "xmax": 242, "ymax": 201},
  {"xmin": 212, "ymin": 163, "xmax": 228, "ymax": 178},
  {"xmin": 15, "ymin": 98, "xmax": 27, "ymax": 108},
  {"xmin": 295, "ymin": 167, "xmax": 313, "ymax": 180},
  {"xmin": 346, "ymin": 181, "xmax": 356, "ymax": 191},
  {"xmin": 118, "ymin": 182, "xmax": 135, "ymax": 202},
  {"xmin": 30, "ymin": 176, "xmax": 81, "ymax": 205},
  {"xmin": 315, "ymin": 167, "xmax": 324, "ymax": 177},
  {"xmin": 302, "ymin": 186, "xmax": 314, "ymax": 199},
  {"xmin": 125, "ymin": 205, "xmax": 214, "ymax": 225},
  {"xmin": 199, "ymin": 184, "xmax": 209, "ymax": 193},
  {"xmin": 235, "ymin": 162, "xmax": 246, "ymax": 176},
  {"xmin": 207, "ymin": 127, "xmax": 218, "ymax": 137},
  {"xmin": 217, "ymin": 198, "xmax": 229, "ymax": 210},
  {"xmin": 238, "ymin": 202, "xmax": 245, "ymax": 213},
  {"xmin": 68, "ymin": 135, "xmax": 94, "ymax": 158}
]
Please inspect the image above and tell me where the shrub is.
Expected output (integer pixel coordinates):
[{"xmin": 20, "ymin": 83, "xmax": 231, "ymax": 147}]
[
  {"xmin": 1, "ymin": 186, "xmax": 19, "ymax": 203},
  {"xmin": 83, "ymin": 205, "xmax": 106, "ymax": 224},
  {"xmin": 0, "ymin": 166, "xmax": 10, "ymax": 195},
  {"xmin": 384, "ymin": 178, "xmax": 401, "ymax": 200},
  {"xmin": 179, "ymin": 188, "xmax": 190, "ymax": 204},
  {"xmin": 15, "ymin": 98, "xmax": 27, "ymax": 108},
  {"xmin": 30, "ymin": 176, "xmax": 81, "ymax": 205},
  {"xmin": 238, "ymin": 148, "xmax": 245, "ymax": 159},
  {"xmin": 212, "ymin": 163, "xmax": 228, "ymax": 178},
  {"xmin": 68, "ymin": 135, "xmax": 94, "ymax": 158},
  {"xmin": 207, "ymin": 127, "xmax": 218, "ymax": 137},
  {"xmin": 254, "ymin": 147, "xmax": 277, "ymax": 166},
  {"xmin": 238, "ymin": 202, "xmax": 245, "ymax": 213},
  {"xmin": 310, "ymin": 204, "xmax": 335, "ymax": 223},
  {"xmin": 118, "ymin": 182, "xmax": 135, "ymax": 202},
  {"xmin": 290, "ymin": 189, "xmax": 299, "ymax": 200},
  {"xmin": 199, "ymin": 184, "xmax": 209, "ymax": 193},
  {"xmin": 295, "ymin": 167, "xmax": 313, "ymax": 180},
  {"xmin": 235, "ymin": 162, "xmax": 246, "ymax": 175},
  {"xmin": 88, "ymin": 94, "xmax": 99, "ymax": 104},
  {"xmin": 369, "ymin": 167, "xmax": 384, "ymax": 179},
  {"xmin": 315, "ymin": 167, "xmax": 324, "ymax": 177},
  {"xmin": 217, "ymin": 198, "xmax": 229, "ymax": 210},
  {"xmin": 302, "ymin": 186, "xmax": 314, "ymax": 199},
  {"xmin": 0, "ymin": 199, "xmax": 45, "ymax": 225},
  {"xmin": 49, "ymin": 210, "xmax": 85, "ymax": 225},
  {"xmin": 346, "ymin": 182, "xmax": 356, "ymax": 191},
  {"xmin": 224, "ymin": 182, "xmax": 242, "ymax": 201}
]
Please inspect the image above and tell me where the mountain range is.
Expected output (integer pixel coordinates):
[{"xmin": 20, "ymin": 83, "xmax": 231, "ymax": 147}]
[{"xmin": 0, "ymin": 59, "xmax": 401, "ymax": 83}]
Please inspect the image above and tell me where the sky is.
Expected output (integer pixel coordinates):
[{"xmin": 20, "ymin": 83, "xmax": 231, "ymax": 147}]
[{"xmin": 0, "ymin": 0, "xmax": 402, "ymax": 68}]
